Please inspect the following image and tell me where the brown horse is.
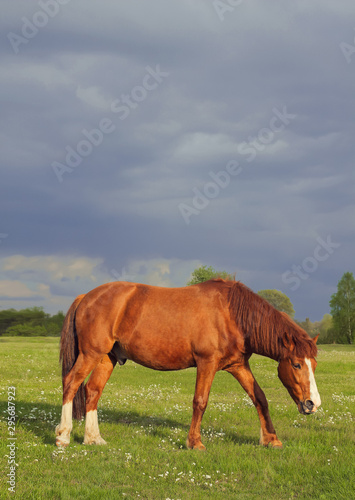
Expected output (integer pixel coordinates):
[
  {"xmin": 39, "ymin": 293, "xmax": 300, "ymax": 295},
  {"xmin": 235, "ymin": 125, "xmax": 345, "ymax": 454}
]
[{"xmin": 55, "ymin": 279, "xmax": 321, "ymax": 449}]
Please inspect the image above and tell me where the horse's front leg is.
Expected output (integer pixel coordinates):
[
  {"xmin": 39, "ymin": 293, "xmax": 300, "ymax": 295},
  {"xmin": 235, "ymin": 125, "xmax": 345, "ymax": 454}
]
[
  {"xmin": 187, "ymin": 359, "xmax": 217, "ymax": 451},
  {"xmin": 226, "ymin": 361, "xmax": 283, "ymax": 448}
]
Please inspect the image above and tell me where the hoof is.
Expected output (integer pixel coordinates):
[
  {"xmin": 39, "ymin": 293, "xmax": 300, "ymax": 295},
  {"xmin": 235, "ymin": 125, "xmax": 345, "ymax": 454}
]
[
  {"xmin": 83, "ymin": 435, "xmax": 107, "ymax": 445},
  {"xmin": 186, "ymin": 439, "xmax": 206, "ymax": 451},
  {"xmin": 56, "ymin": 438, "xmax": 70, "ymax": 447},
  {"xmin": 260, "ymin": 439, "xmax": 283, "ymax": 449},
  {"xmin": 55, "ymin": 426, "xmax": 70, "ymax": 447},
  {"xmin": 270, "ymin": 440, "xmax": 283, "ymax": 449},
  {"xmin": 260, "ymin": 430, "xmax": 282, "ymax": 448}
]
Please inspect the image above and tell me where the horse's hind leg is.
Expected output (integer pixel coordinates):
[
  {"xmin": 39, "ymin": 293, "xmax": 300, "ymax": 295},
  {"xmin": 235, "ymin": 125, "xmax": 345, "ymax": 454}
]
[
  {"xmin": 226, "ymin": 361, "xmax": 283, "ymax": 448},
  {"xmin": 56, "ymin": 352, "xmax": 101, "ymax": 447},
  {"xmin": 83, "ymin": 354, "xmax": 117, "ymax": 445}
]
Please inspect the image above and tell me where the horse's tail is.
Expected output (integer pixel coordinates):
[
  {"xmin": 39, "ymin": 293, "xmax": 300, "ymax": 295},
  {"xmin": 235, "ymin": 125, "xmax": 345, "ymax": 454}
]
[{"xmin": 59, "ymin": 294, "xmax": 86, "ymax": 420}]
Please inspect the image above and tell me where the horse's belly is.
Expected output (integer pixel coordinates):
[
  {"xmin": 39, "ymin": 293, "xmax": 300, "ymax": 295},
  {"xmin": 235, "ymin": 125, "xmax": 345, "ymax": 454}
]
[{"xmin": 121, "ymin": 332, "xmax": 196, "ymax": 371}]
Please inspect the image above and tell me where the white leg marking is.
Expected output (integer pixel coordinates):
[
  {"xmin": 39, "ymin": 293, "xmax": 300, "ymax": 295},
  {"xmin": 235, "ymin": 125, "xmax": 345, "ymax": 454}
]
[
  {"xmin": 305, "ymin": 358, "xmax": 321, "ymax": 409},
  {"xmin": 55, "ymin": 401, "xmax": 73, "ymax": 446},
  {"xmin": 84, "ymin": 410, "xmax": 107, "ymax": 445}
]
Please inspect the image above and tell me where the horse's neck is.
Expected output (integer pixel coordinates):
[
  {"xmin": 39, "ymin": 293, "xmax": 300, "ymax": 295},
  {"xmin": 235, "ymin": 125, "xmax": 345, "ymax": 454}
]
[{"xmin": 247, "ymin": 327, "xmax": 281, "ymax": 362}]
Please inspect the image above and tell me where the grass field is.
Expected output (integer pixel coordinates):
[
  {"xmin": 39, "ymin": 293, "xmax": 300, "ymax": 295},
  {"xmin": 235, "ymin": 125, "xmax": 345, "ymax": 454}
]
[{"xmin": 0, "ymin": 337, "xmax": 354, "ymax": 499}]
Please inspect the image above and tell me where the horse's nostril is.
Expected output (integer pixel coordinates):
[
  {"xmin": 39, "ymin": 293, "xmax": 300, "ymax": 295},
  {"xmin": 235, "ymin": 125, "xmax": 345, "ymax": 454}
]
[{"xmin": 305, "ymin": 400, "xmax": 314, "ymax": 410}]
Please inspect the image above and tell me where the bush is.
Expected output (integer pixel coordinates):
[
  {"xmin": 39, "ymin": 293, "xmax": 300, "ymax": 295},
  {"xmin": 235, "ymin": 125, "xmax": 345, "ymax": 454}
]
[{"xmin": 5, "ymin": 323, "xmax": 48, "ymax": 337}]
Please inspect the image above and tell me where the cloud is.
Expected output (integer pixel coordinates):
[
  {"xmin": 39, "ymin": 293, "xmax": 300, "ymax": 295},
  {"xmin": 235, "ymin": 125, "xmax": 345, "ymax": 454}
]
[
  {"xmin": 111, "ymin": 258, "xmax": 202, "ymax": 288},
  {"xmin": 2, "ymin": 255, "xmax": 103, "ymax": 283},
  {"xmin": 76, "ymin": 85, "xmax": 111, "ymax": 111},
  {"xmin": 0, "ymin": 255, "xmax": 107, "ymax": 310},
  {"xmin": 0, "ymin": 280, "xmax": 43, "ymax": 300}
]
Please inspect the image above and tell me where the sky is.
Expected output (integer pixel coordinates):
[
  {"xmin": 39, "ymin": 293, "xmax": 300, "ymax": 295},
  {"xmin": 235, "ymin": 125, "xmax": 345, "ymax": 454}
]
[{"xmin": 1, "ymin": 0, "xmax": 354, "ymax": 320}]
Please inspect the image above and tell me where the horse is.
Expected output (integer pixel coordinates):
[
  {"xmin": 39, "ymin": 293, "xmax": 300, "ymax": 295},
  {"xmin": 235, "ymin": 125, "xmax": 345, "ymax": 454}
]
[{"xmin": 55, "ymin": 279, "xmax": 321, "ymax": 449}]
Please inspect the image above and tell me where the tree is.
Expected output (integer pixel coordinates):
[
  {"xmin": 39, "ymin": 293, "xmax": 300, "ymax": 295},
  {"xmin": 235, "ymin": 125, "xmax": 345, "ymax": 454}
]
[
  {"xmin": 318, "ymin": 314, "xmax": 335, "ymax": 344},
  {"xmin": 330, "ymin": 272, "xmax": 355, "ymax": 344},
  {"xmin": 187, "ymin": 265, "xmax": 234, "ymax": 286},
  {"xmin": 296, "ymin": 317, "xmax": 314, "ymax": 335},
  {"xmin": 257, "ymin": 289, "xmax": 295, "ymax": 318},
  {"xmin": 46, "ymin": 311, "xmax": 65, "ymax": 336},
  {"xmin": 0, "ymin": 308, "xmax": 18, "ymax": 335}
]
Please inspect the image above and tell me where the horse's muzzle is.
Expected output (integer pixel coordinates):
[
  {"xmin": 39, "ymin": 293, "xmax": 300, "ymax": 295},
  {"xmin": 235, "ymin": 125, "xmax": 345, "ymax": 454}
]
[{"xmin": 298, "ymin": 400, "xmax": 316, "ymax": 415}]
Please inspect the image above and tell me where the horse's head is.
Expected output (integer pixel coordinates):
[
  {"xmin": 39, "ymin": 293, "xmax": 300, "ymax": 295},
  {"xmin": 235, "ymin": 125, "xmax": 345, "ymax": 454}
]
[{"xmin": 277, "ymin": 333, "xmax": 321, "ymax": 415}]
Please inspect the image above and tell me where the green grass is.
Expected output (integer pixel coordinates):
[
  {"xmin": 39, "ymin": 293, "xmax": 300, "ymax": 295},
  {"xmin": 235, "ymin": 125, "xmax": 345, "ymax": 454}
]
[{"xmin": 0, "ymin": 338, "xmax": 354, "ymax": 499}]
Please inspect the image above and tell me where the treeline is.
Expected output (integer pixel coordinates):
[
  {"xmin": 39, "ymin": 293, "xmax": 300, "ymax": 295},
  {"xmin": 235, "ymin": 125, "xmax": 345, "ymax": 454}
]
[
  {"xmin": 0, "ymin": 307, "xmax": 345, "ymax": 343},
  {"xmin": 0, "ymin": 307, "xmax": 346, "ymax": 343},
  {"xmin": 0, "ymin": 307, "xmax": 64, "ymax": 337},
  {"xmin": 296, "ymin": 315, "xmax": 336, "ymax": 344}
]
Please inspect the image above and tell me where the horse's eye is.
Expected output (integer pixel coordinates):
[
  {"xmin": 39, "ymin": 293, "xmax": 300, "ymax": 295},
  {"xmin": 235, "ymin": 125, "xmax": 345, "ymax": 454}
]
[{"xmin": 292, "ymin": 363, "xmax": 301, "ymax": 369}]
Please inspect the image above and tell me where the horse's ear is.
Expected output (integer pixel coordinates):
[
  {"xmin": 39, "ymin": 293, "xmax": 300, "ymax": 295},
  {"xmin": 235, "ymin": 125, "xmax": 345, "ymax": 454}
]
[
  {"xmin": 281, "ymin": 331, "xmax": 295, "ymax": 352},
  {"xmin": 312, "ymin": 334, "xmax": 319, "ymax": 345}
]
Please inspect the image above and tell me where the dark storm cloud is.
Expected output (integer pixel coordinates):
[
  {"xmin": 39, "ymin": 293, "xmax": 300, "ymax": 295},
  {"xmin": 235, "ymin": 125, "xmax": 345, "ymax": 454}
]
[{"xmin": 1, "ymin": 0, "xmax": 354, "ymax": 318}]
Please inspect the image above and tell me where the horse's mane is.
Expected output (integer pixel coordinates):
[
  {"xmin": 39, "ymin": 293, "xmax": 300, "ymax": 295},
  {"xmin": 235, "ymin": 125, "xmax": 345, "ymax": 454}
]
[{"xmin": 207, "ymin": 280, "xmax": 317, "ymax": 360}]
